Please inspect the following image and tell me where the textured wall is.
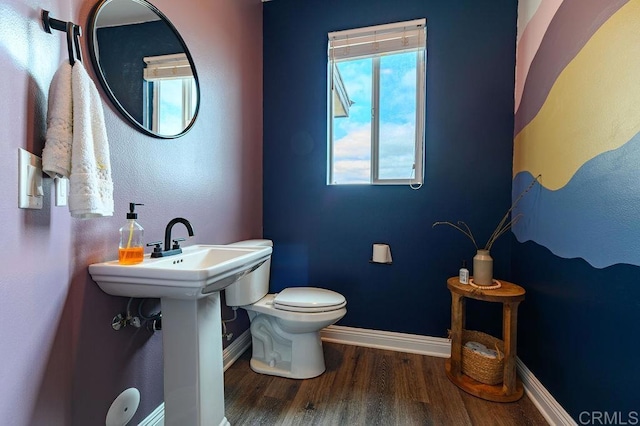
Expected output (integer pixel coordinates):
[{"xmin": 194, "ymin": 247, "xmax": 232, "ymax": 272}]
[
  {"xmin": 263, "ymin": 0, "xmax": 517, "ymax": 338},
  {"xmin": 514, "ymin": 0, "xmax": 639, "ymax": 419},
  {"xmin": 0, "ymin": 0, "xmax": 262, "ymax": 424}
]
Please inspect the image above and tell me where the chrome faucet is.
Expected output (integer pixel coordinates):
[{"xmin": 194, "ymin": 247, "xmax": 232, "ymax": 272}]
[{"xmin": 148, "ymin": 217, "xmax": 195, "ymax": 258}]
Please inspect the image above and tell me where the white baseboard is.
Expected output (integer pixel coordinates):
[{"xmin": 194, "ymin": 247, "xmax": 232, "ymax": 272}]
[
  {"xmin": 140, "ymin": 325, "xmax": 574, "ymax": 426},
  {"xmin": 320, "ymin": 325, "xmax": 451, "ymax": 358},
  {"xmin": 222, "ymin": 329, "xmax": 252, "ymax": 372},
  {"xmin": 137, "ymin": 403, "xmax": 164, "ymax": 426},
  {"xmin": 517, "ymin": 358, "xmax": 577, "ymax": 426},
  {"xmin": 137, "ymin": 329, "xmax": 252, "ymax": 426}
]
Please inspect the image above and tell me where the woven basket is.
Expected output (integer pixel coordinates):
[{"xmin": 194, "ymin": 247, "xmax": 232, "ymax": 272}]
[{"xmin": 461, "ymin": 330, "xmax": 504, "ymax": 385}]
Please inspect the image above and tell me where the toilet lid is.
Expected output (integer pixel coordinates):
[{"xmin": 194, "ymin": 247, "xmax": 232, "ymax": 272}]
[{"xmin": 273, "ymin": 287, "xmax": 346, "ymax": 313}]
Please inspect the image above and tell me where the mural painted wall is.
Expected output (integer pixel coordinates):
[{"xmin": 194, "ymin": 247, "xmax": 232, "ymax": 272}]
[
  {"xmin": 512, "ymin": 0, "xmax": 640, "ymax": 420},
  {"xmin": 513, "ymin": 0, "xmax": 640, "ymax": 268}
]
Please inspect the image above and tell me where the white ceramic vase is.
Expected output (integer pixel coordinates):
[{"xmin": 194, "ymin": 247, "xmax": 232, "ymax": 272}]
[{"xmin": 473, "ymin": 249, "xmax": 493, "ymax": 286}]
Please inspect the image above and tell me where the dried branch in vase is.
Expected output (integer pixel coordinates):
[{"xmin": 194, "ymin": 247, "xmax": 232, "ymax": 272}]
[{"xmin": 432, "ymin": 174, "xmax": 541, "ymax": 250}]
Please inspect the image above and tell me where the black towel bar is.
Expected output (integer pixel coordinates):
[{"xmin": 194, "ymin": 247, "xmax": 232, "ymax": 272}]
[{"xmin": 42, "ymin": 10, "xmax": 82, "ymax": 65}]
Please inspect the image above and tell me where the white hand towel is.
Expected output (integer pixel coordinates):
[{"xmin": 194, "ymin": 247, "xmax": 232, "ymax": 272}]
[
  {"xmin": 69, "ymin": 63, "xmax": 114, "ymax": 218},
  {"xmin": 42, "ymin": 62, "xmax": 73, "ymax": 178}
]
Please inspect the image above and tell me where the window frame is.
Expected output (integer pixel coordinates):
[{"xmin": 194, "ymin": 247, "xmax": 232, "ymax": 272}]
[
  {"xmin": 327, "ymin": 19, "xmax": 427, "ymax": 186},
  {"xmin": 142, "ymin": 53, "xmax": 197, "ymax": 135}
]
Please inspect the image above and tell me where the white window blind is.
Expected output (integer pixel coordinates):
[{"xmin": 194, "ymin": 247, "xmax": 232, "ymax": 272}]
[
  {"xmin": 328, "ymin": 18, "xmax": 426, "ymax": 61},
  {"xmin": 143, "ymin": 53, "xmax": 193, "ymax": 81}
]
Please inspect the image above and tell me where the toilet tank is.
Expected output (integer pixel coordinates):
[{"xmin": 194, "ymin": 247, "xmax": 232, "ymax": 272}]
[{"xmin": 224, "ymin": 239, "xmax": 272, "ymax": 306}]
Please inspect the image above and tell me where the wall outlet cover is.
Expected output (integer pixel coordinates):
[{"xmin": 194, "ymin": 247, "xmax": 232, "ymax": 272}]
[
  {"xmin": 54, "ymin": 176, "xmax": 68, "ymax": 206},
  {"xmin": 18, "ymin": 148, "xmax": 44, "ymax": 209}
]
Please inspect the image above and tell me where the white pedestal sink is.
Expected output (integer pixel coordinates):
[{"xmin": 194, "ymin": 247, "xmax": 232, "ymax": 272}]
[{"xmin": 89, "ymin": 244, "xmax": 272, "ymax": 426}]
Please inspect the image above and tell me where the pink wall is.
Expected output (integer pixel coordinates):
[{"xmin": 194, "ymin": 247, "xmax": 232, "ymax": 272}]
[{"xmin": 0, "ymin": 0, "xmax": 263, "ymax": 423}]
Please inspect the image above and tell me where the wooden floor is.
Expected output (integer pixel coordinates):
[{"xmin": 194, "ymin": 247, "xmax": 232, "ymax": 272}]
[{"xmin": 224, "ymin": 342, "xmax": 548, "ymax": 425}]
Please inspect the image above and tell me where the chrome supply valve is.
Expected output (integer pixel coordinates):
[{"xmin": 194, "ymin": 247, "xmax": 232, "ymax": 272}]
[
  {"xmin": 111, "ymin": 313, "xmax": 141, "ymax": 330},
  {"xmin": 112, "ymin": 313, "xmax": 126, "ymax": 330}
]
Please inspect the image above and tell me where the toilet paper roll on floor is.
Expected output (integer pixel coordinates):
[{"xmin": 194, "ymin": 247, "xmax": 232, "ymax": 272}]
[{"xmin": 371, "ymin": 243, "xmax": 392, "ymax": 264}]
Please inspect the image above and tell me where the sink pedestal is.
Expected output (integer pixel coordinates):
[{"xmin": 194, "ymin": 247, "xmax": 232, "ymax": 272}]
[
  {"xmin": 88, "ymin": 244, "xmax": 273, "ymax": 425},
  {"xmin": 162, "ymin": 293, "xmax": 229, "ymax": 426}
]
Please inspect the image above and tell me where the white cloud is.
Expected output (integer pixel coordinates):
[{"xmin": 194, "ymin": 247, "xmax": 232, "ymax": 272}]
[
  {"xmin": 334, "ymin": 123, "xmax": 371, "ymax": 159},
  {"xmin": 379, "ymin": 122, "xmax": 416, "ymax": 179},
  {"xmin": 333, "ymin": 159, "xmax": 370, "ymax": 184},
  {"xmin": 332, "ymin": 123, "xmax": 371, "ymax": 183},
  {"xmin": 379, "ymin": 122, "xmax": 415, "ymax": 153}
]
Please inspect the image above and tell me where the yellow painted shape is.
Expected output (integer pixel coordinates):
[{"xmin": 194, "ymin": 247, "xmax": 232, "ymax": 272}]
[{"xmin": 513, "ymin": 0, "xmax": 640, "ymax": 190}]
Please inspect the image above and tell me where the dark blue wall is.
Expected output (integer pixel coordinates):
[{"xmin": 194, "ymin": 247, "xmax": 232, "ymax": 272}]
[
  {"xmin": 513, "ymin": 241, "xmax": 640, "ymax": 419},
  {"xmin": 263, "ymin": 0, "xmax": 517, "ymax": 338}
]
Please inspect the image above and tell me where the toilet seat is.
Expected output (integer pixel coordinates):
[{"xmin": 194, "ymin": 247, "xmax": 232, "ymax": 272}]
[{"xmin": 273, "ymin": 287, "xmax": 346, "ymax": 313}]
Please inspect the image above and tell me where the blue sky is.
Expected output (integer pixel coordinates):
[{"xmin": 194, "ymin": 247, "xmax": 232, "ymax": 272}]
[{"xmin": 332, "ymin": 52, "xmax": 418, "ymax": 184}]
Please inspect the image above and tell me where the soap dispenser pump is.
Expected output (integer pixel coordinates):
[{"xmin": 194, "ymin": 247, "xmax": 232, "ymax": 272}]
[{"xmin": 119, "ymin": 203, "xmax": 144, "ymax": 265}]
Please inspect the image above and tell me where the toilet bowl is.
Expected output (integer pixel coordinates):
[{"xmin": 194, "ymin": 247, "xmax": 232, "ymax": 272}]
[{"xmin": 225, "ymin": 240, "xmax": 347, "ymax": 379}]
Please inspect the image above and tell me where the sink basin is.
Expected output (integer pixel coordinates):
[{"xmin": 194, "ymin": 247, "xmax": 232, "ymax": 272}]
[{"xmin": 88, "ymin": 244, "xmax": 272, "ymax": 299}]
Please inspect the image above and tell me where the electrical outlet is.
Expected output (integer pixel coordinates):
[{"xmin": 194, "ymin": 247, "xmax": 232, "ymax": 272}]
[{"xmin": 54, "ymin": 177, "xmax": 68, "ymax": 206}]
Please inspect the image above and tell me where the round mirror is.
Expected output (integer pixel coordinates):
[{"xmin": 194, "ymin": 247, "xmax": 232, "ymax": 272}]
[{"xmin": 88, "ymin": 0, "xmax": 200, "ymax": 138}]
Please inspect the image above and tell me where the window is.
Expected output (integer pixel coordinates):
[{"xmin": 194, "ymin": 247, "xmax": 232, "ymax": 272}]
[
  {"xmin": 327, "ymin": 19, "xmax": 426, "ymax": 186},
  {"xmin": 143, "ymin": 53, "xmax": 197, "ymax": 136}
]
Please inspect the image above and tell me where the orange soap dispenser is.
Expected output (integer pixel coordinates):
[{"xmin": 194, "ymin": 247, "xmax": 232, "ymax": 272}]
[{"xmin": 119, "ymin": 203, "xmax": 145, "ymax": 265}]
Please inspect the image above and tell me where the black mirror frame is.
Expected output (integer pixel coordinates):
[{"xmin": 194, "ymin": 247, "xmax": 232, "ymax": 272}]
[{"xmin": 87, "ymin": 0, "xmax": 200, "ymax": 139}]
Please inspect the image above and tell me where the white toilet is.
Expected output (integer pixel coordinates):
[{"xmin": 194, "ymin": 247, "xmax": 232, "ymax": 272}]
[{"xmin": 225, "ymin": 239, "xmax": 347, "ymax": 379}]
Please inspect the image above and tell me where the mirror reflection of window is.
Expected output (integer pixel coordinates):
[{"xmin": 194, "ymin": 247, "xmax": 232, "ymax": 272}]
[
  {"xmin": 89, "ymin": 0, "xmax": 200, "ymax": 138},
  {"xmin": 143, "ymin": 53, "xmax": 197, "ymax": 136}
]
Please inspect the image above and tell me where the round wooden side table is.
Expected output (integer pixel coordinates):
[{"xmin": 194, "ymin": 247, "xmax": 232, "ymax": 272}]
[{"xmin": 445, "ymin": 277, "xmax": 525, "ymax": 402}]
